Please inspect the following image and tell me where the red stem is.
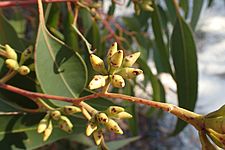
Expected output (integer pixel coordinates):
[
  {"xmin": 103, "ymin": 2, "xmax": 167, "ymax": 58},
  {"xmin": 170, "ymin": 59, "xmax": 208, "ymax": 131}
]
[{"xmin": 0, "ymin": 0, "xmax": 77, "ymax": 8}]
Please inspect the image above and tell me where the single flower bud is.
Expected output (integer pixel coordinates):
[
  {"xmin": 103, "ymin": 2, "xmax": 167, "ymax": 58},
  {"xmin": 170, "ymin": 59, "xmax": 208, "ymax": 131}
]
[
  {"xmin": 111, "ymin": 75, "xmax": 125, "ymax": 88},
  {"xmin": 116, "ymin": 112, "xmax": 133, "ymax": 119},
  {"xmin": 105, "ymin": 119, "xmax": 123, "ymax": 134},
  {"xmin": 110, "ymin": 50, "xmax": 123, "ymax": 69},
  {"xmin": 43, "ymin": 120, "xmax": 53, "ymax": 141},
  {"xmin": 50, "ymin": 110, "xmax": 61, "ymax": 120},
  {"xmin": 96, "ymin": 112, "xmax": 109, "ymax": 124},
  {"xmin": 18, "ymin": 65, "xmax": 30, "ymax": 75},
  {"xmin": 206, "ymin": 128, "xmax": 225, "ymax": 149},
  {"xmin": 37, "ymin": 114, "xmax": 50, "ymax": 133},
  {"xmin": 20, "ymin": 46, "xmax": 33, "ymax": 65},
  {"xmin": 88, "ymin": 75, "xmax": 108, "ymax": 90},
  {"xmin": 5, "ymin": 44, "xmax": 17, "ymax": 60},
  {"xmin": 59, "ymin": 116, "xmax": 73, "ymax": 133},
  {"xmin": 107, "ymin": 42, "xmax": 118, "ymax": 64},
  {"xmin": 5, "ymin": 59, "xmax": 19, "ymax": 70},
  {"xmin": 90, "ymin": 54, "xmax": 107, "ymax": 74},
  {"xmin": 93, "ymin": 130, "xmax": 103, "ymax": 145},
  {"xmin": 86, "ymin": 121, "xmax": 97, "ymax": 136},
  {"xmin": 117, "ymin": 67, "xmax": 143, "ymax": 79},
  {"xmin": 122, "ymin": 52, "xmax": 140, "ymax": 67},
  {"xmin": 141, "ymin": 1, "xmax": 154, "ymax": 12},
  {"xmin": 62, "ymin": 106, "xmax": 81, "ymax": 115},
  {"xmin": 107, "ymin": 106, "xmax": 125, "ymax": 115}
]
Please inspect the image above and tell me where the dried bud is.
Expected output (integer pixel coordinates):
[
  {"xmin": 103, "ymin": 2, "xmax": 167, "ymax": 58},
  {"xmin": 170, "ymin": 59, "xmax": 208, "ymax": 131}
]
[
  {"xmin": 5, "ymin": 44, "xmax": 17, "ymax": 60},
  {"xmin": 86, "ymin": 121, "xmax": 97, "ymax": 136},
  {"xmin": 105, "ymin": 119, "xmax": 123, "ymax": 134},
  {"xmin": 18, "ymin": 65, "xmax": 30, "ymax": 75},
  {"xmin": 88, "ymin": 75, "xmax": 108, "ymax": 90},
  {"xmin": 93, "ymin": 130, "xmax": 103, "ymax": 145},
  {"xmin": 5, "ymin": 59, "xmax": 19, "ymax": 70},
  {"xmin": 107, "ymin": 106, "xmax": 125, "ymax": 115},
  {"xmin": 110, "ymin": 50, "xmax": 123, "ymax": 68},
  {"xmin": 59, "ymin": 116, "xmax": 73, "ymax": 133},
  {"xmin": 122, "ymin": 52, "xmax": 140, "ymax": 67},
  {"xmin": 20, "ymin": 46, "xmax": 33, "ymax": 65},
  {"xmin": 117, "ymin": 68, "xmax": 143, "ymax": 79},
  {"xmin": 37, "ymin": 114, "xmax": 50, "ymax": 133},
  {"xmin": 43, "ymin": 120, "xmax": 53, "ymax": 141},
  {"xmin": 50, "ymin": 110, "xmax": 61, "ymax": 120},
  {"xmin": 111, "ymin": 75, "xmax": 125, "ymax": 88},
  {"xmin": 107, "ymin": 42, "xmax": 118, "ymax": 64},
  {"xmin": 63, "ymin": 106, "xmax": 81, "ymax": 115},
  {"xmin": 90, "ymin": 54, "xmax": 107, "ymax": 74},
  {"xmin": 116, "ymin": 112, "xmax": 133, "ymax": 119},
  {"xmin": 96, "ymin": 112, "xmax": 109, "ymax": 124}
]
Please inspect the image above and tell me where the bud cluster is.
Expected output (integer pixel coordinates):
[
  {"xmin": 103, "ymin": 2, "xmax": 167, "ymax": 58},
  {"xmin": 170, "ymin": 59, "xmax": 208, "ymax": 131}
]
[
  {"xmin": 89, "ymin": 42, "xmax": 143, "ymax": 90},
  {"xmin": 37, "ymin": 105, "xmax": 81, "ymax": 141},
  {"xmin": 133, "ymin": 0, "xmax": 153, "ymax": 15},
  {"xmin": 85, "ymin": 106, "xmax": 132, "ymax": 145},
  {"xmin": 3, "ymin": 44, "xmax": 32, "ymax": 76}
]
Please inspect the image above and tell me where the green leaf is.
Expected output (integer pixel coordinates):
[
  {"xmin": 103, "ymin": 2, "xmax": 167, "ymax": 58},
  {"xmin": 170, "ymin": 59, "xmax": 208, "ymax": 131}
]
[
  {"xmin": 80, "ymin": 8, "xmax": 93, "ymax": 35},
  {"xmin": 179, "ymin": 0, "xmax": 189, "ymax": 19},
  {"xmin": 35, "ymin": 23, "xmax": 88, "ymax": 106},
  {"xmin": 165, "ymin": 0, "xmax": 177, "ymax": 25},
  {"xmin": 87, "ymin": 136, "xmax": 140, "ymax": 150},
  {"xmin": 190, "ymin": 0, "xmax": 204, "ymax": 30},
  {"xmin": 0, "ymin": 98, "xmax": 18, "ymax": 112},
  {"xmin": 0, "ymin": 13, "xmax": 24, "ymax": 51},
  {"xmin": 151, "ymin": 1, "xmax": 173, "ymax": 74},
  {"xmin": 171, "ymin": 15, "xmax": 198, "ymax": 135},
  {"xmin": 122, "ymin": 17, "xmax": 141, "ymax": 32},
  {"xmin": 0, "ymin": 114, "xmax": 86, "ymax": 149}
]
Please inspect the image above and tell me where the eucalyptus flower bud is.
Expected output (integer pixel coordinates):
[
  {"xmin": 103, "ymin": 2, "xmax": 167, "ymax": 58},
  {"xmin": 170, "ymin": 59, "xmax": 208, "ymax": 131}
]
[
  {"xmin": 96, "ymin": 112, "xmax": 109, "ymax": 124},
  {"xmin": 5, "ymin": 59, "xmax": 19, "ymax": 70},
  {"xmin": 110, "ymin": 50, "xmax": 123, "ymax": 68},
  {"xmin": 111, "ymin": 75, "xmax": 125, "ymax": 88},
  {"xmin": 105, "ymin": 119, "xmax": 123, "ymax": 134},
  {"xmin": 20, "ymin": 46, "xmax": 33, "ymax": 65},
  {"xmin": 116, "ymin": 112, "xmax": 133, "ymax": 119},
  {"xmin": 117, "ymin": 67, "xmax": 143, "ymax": 79},
  {"xmin": 106, "ymin": 106, "xmax": 125, "ymax": 115},
  {"xmin": 206, "ymin": 128, "xmax": 225, "ymax": 149},
  {"xmin": 90, "ymin": 54, "xmax": 107, "ymax": 74},
  {"xmin": 62, "ymin": 106, "xmax": 81, "ymax": 115},
  {"xmin": 204, "ymin": 116, "xmax": 225, "ymax": 134},
  {"xmin": 86, "ymin": 121, "xmax": 97, "ymax": 136},
  {"xmin": 28, "ymin": 63, "xmax": 35, "ymax": 71},
  {"xmin": 141, "ymin": 0, "xmax": 154, "ymax": 12},
  {"xmin": 122, "ymin": 52, "xmax": 140, "ymax": 67},
  {"xmin": 93, "ymin": 130, "xmax": 103, "ymax": 145},
  {"xmin": 88, "ymin": 75, "xmax": 108, "ymax": 90},
  {"xmin": 59, "ymin": 116, "xmax": 73, "ymax": 133},
  {"xmin": 18, "ymin": 65, "xmax": 30, "ymax": 75},
  {"xmin": 37, "ymin": 114, "xmax": 50, "ymax": 133},
  {"xmin": 43, "ymin": 120, "xmax": 53, "ymax": 141},
  {"xmin": 5, "ymin": 44, "xmax": 17, "ymax": 60},
  {"xmin": 107, "ymin": 42, "xmax": 118, "ymax": 64},
  {"xmin": 50, "ymin": 110, "xmax": 61, "ymax": 120},
  {"xmin": 198, "ymin": 131, "xmax": 216, "ymax": 150}
]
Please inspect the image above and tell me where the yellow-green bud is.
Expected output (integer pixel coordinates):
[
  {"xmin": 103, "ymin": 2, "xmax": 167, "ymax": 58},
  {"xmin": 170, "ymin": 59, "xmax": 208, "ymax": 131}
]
[
  {"xmin": 18, "ymin": 65, "xmax": 30, "ymax": 75},
  {"xmin": 206, "ymin": 128, "xmax": 225, "ymax": 149},
  {"xmin": 20, "ymin": 46, "xmax": 33, "ymax": 65},
  {"xmin": 134, "ymin": 3, "xmax": 141, "ymax": 15},
  {"xmin": 93, "ymin": 130, "xmax": 103, "ymax": 145},
  {"xmin": 105, "ymin": 119, "xmax": 123, "ymax": 134},
  {"xmin": 107, "ymin": 42, "xmax": 118, "ymax": 64},
  {"xmin": 141, "ymin": 1, "xmax": 154, "ymax": 12},
  {"xmin": 50, "ymin": 110, "xmax": 61, "ymax": 120},
  {"xmin": 5, "ymin": 59, "xmax": 19, "ymax": 70},
  {"xmin": 43, "ymin": 120, "xmax": 53, "ymax": 141},
  {"xmin": 107, "ymin": 106, "xmax": 125, "ymax": 115},
  {"xmin": 90, "ymin": 54, "xmax": 107, "ymax": 74},
  {"xmin": 5, "ymin": 44, "xmax": 17, "ymax": 60},
  {"xmin": 96, "ymin": 112, "xmax": 109, "ymax": 124},
  {"xmin": 116, "ymin": 112, "xmax": 133, "ymax": 119},
  {"xmin": 86, "ymin": 121, "xmax": 97, "ymax": 136},
  {"xmin": 62, "ymin": 106, "xmax": 81, "ymax": 115},
  {"xmin": 110, "ymin": 50, "xmax": 123, "ymax": 68},
  {"xmin": 59, "ymin": 116, "xmax": 73, "ymax": 133},
  {"xmin": 111, "ymin": 75, "xmax": 125, "ymax": 88},
  {"xmin": 122, "ymin": 52, "xmax": 140, "ymax": 67},
  {"xmin": 117, "ymin": 67, "xmax": 143, "ymax": 79},
  {"xmin": 88, "ymin": 75, "xmax": 108, "ymax": 90},
  {"xmin": 28, "ymin": 63, "xmax": 35, "ymax": 71},
  {"xmin": 37, "ymin": 114, "xmax": 50, "ymax": 133},
  {"xmin": 204, "ymin": 116, "xmax": 225, "ymax": 134}
]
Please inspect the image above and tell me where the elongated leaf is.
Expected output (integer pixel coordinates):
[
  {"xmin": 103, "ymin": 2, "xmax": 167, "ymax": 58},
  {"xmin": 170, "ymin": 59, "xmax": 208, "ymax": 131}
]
[
  {"xmin": 151, "ymin": 1, "xmax": 173, "ymax": 74},
  {"xmin": 179, "ymin": 0, "xmax": 189, "ymax": 19},
  {"xmin": 190, "ymin": 0, "xmax": 204, "ymax": 30},
  {"xmin": 35, "ymin": 23, "xmax": 87, "ymax": 106},
  {"xmin": 171, "ymin": 15, "xmax": 198, "ymax": 134},
  {"xmin": 165, "ymin": 0, "xmax": 177, "ymax": 25}
]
